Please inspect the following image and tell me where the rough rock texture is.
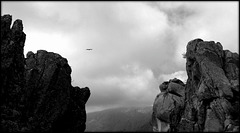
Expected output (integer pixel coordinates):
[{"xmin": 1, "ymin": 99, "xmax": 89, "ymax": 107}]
[
  {"xmin": 1, "ymin": 14, "xmax": 26, "ymax": 132},
  {"xmin": 152, "ymin": 39, "xmax": 239, "ymax": 132},
  {"xmin": 1, "ymin": 14, "xmax": 90, "ymax": 132},
  {"xmin": 152, "ymin": 78, "xmax": 185, "ymax": 132}
]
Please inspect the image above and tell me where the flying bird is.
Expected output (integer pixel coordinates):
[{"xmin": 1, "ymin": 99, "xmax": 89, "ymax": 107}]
[{"xmin": 86, "ymin": 49, "xmax": 92, "ymax": 50}]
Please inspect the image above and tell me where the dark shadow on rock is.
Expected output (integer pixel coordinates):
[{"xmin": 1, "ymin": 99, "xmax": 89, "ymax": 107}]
[
  {"xmin": 152, "ymin": 39, "xmax": 239, "ymax": 132},
  {"xmin": 1, "ymin": 14, "xmax": 90, "ymax": 132}
]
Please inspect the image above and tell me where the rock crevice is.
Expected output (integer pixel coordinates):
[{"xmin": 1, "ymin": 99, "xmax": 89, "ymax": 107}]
[{"xmin": 152, "ymin": 39, "xmax": 239, "ymax": 132}]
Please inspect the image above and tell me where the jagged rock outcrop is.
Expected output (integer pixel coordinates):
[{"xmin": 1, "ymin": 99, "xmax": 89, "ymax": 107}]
[
  {"xmin": 1, "ymin": 14, "xmax": 26, "ymax": 132},
  {"xmin": 1, "ymin": 14, "xmax": 90, "ymax": 132},
  {"xmin": 152, "ymin": 39, "xmax": 239, "ymax": 132}
]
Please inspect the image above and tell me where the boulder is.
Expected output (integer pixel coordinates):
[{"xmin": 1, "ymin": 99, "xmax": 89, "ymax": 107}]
[{"xmin": 152, "ymin": 78, "xmax": 185, "ymax": 132}]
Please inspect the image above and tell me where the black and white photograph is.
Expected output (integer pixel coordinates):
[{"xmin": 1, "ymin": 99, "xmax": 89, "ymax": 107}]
[{"xmin": 1, "ymin": 1, "xmax": 239, "ymax": 132}]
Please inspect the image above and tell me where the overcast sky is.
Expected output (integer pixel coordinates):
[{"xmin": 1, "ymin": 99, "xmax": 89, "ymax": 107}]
[{"xmin": 2, "ymin": 1, "xmax": 239, "ymax": 113}]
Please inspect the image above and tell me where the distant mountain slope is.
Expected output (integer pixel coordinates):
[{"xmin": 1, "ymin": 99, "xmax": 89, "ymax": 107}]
[{"xmin": 86, "ymin": 106, "xmax": 153, "ymax": 132}]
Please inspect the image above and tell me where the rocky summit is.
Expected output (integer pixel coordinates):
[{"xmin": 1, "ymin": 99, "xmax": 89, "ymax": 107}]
[
  {"xmin": 152, "ymin": 39, "xmax": 239, "ymax": 132},
  {"xmin": 1, "ymin": 14, "xmax": 90, "ymax": 132}
]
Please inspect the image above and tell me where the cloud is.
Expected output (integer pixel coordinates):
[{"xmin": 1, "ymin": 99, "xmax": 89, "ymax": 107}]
[
  {"xmin": 2, "ymin": 2, "xmax": 238, "ymax": 112},
  {"xmin": 148, "ymin": 1, "xmax": 239, "ymax": 66},
  {"xmin": 158, "ymin": 71, "xmax": 188, "ymax": 83},
  {"xmin": 85, "ymin": 63, "xmax": 159, "ymax": 112}
]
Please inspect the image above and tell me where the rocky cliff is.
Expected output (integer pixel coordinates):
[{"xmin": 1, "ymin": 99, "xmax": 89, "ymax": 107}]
[
  {"xmin": 1, "ymin": 14, "xmax": 90, "ymax": 132},
  {"xmin": 152, "ymin": 39, "xmax": 239, "ymax": 132}
]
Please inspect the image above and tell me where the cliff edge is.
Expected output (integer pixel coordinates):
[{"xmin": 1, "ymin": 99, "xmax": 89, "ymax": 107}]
[
  {"xmin": 1, "ymin": 14, "xmax": 90, "ymax": 132},
  {"xmin": 152, "ymin": 39, "xmax": 239, "ymax": 132}
]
